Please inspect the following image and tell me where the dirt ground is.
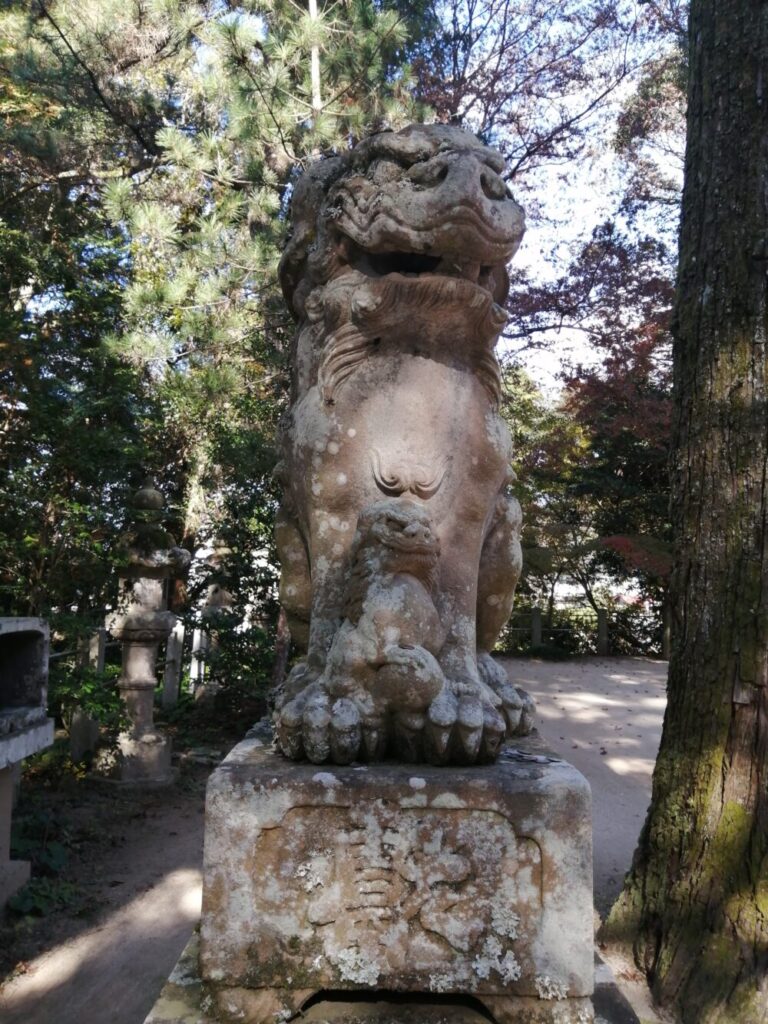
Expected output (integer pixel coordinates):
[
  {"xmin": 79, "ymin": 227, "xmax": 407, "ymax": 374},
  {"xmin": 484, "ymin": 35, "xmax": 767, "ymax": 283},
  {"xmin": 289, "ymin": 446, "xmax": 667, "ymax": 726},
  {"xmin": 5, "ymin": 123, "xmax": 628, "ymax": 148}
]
[
  {"xmin": 503, "ymin": 656, "xmax": 667, "ymax": 916},
  {"xmin": 0, "ymin": 764, "xmax": 208, "ymax": 1024},
  {"xmin": 0, "ymin": 657, "xmax": 668, "ymax": 1024}
]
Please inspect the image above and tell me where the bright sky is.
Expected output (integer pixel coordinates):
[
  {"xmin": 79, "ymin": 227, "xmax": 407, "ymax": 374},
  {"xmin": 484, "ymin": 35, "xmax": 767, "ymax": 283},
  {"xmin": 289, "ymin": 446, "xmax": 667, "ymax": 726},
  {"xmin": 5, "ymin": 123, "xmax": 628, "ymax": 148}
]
[{"xmin": 504, "ymin": 133, "xmax": 682, "ymax": 397}]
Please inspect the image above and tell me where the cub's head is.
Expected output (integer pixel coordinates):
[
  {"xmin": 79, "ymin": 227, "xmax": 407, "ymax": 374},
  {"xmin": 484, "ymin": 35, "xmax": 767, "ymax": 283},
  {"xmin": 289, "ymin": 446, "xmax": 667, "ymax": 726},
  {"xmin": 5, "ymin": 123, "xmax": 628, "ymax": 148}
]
[{"xmin": 344, "ymin": 499, "xmax": 440, "ymax": 621}]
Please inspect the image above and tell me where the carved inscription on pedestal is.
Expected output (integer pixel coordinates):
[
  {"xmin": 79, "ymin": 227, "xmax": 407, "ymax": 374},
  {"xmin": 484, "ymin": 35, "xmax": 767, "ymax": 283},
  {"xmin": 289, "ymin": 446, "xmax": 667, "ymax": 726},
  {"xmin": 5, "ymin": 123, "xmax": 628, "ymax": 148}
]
[{"xmin": 254, "ymin": 805, "xmax": 542, "ymax": 994}]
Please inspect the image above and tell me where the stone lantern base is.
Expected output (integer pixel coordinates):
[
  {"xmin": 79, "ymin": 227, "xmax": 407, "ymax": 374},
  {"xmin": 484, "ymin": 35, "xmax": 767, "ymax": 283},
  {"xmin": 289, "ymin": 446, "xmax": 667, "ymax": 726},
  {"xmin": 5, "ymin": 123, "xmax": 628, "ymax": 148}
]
[
  {"xmin": 93, "ymin": 732, "xmax": 174, "ymax": 786},
  {"xmin": 117, "ymin": 731, "xmax": 174, "ymax": 784}
]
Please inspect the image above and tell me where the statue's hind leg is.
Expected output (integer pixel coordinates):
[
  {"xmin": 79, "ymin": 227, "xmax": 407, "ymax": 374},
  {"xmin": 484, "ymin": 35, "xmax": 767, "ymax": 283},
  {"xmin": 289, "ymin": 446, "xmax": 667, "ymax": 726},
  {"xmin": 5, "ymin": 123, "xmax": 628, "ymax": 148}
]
[
  {"xmin": 476, "ymin": 492, "xmax": 535, "ymax": 735},
  {"xmin": 275, "ymin": 507, "xmax": 312, "ymax": 655},
  {"xmin": 273, "ymin": 506, "xmax": 324, "ymax": 727}
]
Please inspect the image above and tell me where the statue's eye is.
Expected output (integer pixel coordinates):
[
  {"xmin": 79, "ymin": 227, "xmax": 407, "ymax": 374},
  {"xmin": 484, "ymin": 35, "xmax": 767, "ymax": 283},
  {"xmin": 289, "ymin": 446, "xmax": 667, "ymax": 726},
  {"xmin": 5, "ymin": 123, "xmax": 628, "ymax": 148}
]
[{"xmin": 369, "ymin": 160, "xmax": 401, "ymax": 185}]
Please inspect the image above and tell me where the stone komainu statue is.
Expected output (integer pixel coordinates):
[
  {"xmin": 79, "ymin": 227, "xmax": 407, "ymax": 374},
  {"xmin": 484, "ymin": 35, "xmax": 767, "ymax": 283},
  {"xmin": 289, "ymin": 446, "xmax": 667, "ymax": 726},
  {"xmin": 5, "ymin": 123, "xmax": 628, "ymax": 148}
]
[{"xmin": 274, "ymin": 124, "xmax": 533, "ymax": 765}]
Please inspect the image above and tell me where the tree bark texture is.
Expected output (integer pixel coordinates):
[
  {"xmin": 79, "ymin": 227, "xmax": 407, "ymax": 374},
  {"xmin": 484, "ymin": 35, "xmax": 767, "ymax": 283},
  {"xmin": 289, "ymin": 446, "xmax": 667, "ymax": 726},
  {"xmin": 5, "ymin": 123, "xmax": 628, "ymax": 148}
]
[{"xmin": 603, "ymin": 2, "xmax": 768, "ymax": 1021}]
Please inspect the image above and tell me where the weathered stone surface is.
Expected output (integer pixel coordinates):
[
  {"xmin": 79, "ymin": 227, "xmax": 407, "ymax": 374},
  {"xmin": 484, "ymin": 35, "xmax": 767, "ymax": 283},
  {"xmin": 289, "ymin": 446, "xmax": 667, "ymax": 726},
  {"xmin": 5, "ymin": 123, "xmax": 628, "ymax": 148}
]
[
  {"xmin": 0, "ymin": 617, "xmax": 50, "ymax": 712},
  {"xmin": 0, "ymin": 618, "xmax": 53, "ymax": 908},
  {"xmin": 274, "ymin": 124, "xmax": 534, "ymax": 764},
  {"xmin": 143, "ymin": 933, "xmax": 209, "ymax": 1024},
  {"xmin": 144, "ymin": 933, "xmax": 599, "ymax": 1024},
  {"xmin": 199, "ymin": 736, "xmax": 593, "ymax": 1023},
  {"xmin": 0, "ymin": 718, "xmax": 55, "ymax": 770},
  {"xmin": 0, "ymin": 765, "xmax": 31, "ymax": 908},
  {"xmin": 0, "ymin": 857, "xmax": 30, "ymax": 909}
]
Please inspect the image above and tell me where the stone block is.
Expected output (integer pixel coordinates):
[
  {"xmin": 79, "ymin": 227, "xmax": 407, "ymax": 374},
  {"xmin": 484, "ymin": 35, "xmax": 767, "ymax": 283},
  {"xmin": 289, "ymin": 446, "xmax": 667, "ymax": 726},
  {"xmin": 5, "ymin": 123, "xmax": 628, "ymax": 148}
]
[
  {"xmin": 200, "ymin": 737, "xmax": 593, "ymax": 1024},
  {"xmin": 119, "ymin": 732, "xmax": 173, "ymax": 783},
  {"xmin": 0, "ymin": 717, "xmax": 54, "ymax": 770},
  {"xmin": 69, "ymin": 708, "xmax": 101, "ymax": 761},
  {"xmin": 1, "ymin": 765, "xmax": 32, "ymax": 909},
  {"xmin": 105, "ymin": 733, "xmax": 175, "ymax": 785}
]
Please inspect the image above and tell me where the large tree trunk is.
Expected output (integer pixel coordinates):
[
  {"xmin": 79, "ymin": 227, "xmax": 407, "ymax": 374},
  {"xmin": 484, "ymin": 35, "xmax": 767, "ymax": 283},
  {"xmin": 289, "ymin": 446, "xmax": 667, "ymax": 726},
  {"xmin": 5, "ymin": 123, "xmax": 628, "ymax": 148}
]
[{"xmin": 602, "ymin": 2, "xmax": 768, "ymax": 1021}]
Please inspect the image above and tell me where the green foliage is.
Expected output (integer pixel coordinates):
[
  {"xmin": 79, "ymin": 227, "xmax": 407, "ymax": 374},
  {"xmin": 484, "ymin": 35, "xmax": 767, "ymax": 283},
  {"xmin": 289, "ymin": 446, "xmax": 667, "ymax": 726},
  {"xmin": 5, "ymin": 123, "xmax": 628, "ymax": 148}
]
[
  {"xmin": 0, "ymin": 0, "xmax": 431, "ymax": 689},
  {"xmin": 500, "ymin": 605, "xmax": 600, "ymax": 658},
  {"xmin": 0, "ymin": 0, "xmax": 680, "ymax": 685},
  {"xmin": 7, "ymin": 878, "xmax": 82, "ymax": 917},
  {"xmin": 19, "ymin": 737, "xmax": 91, "ymax": 788},
  {"xmin": 11, "ymin": 807, "xmax": 73, "ymax": 876},
  {"xmin": 48, "ymin": 661, "xmax": 125, "ymax": 741},
  {"xmin": 500, "ymin": 602, "xmax": 662, "ymax": 658}
]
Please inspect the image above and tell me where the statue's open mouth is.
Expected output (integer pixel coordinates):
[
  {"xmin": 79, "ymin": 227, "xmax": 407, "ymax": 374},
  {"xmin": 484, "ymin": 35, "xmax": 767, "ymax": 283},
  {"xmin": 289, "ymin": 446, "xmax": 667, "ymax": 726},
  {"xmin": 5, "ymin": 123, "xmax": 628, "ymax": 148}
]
[{"xmin": 335, "ymin": 232, "xmax": 506, "ymax": 302}]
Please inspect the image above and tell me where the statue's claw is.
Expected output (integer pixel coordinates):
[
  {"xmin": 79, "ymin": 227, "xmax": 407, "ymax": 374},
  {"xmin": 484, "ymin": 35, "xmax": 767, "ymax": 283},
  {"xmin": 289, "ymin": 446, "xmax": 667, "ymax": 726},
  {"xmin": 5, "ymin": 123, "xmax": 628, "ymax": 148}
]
[
  {"xmin": 516, "ymin": 687, "xmax": 537, "ymax": 735},
  {"xmin": 277, "ymin": 683, "xmax": 389, "ymax": 764},
  {"xmin": 392, "ymin": 710, "xmax": 425, "ymax": 762},
  {"xmin": 422, "ymin": 666, "xmax": 527, "ymax": 764},
  {"xmin": 361, "ymin": 716, "xmax": 387, "ymax": 760},
  {"xmin": 276, "ymin": 679, "xmax": 322, "ymax": 759},
  {"xmin": 276, "ymin": 683, "xmax": 355, "ymax": 763},
  {"xmin": 303, "ymin": 694, "xmax": 332, "ymax": 763},
  {"xmin": 477, "ymin": 653, "xmax": 536, "ymax": 736},
  {"xmin": 455, "ymin": 695, "xmax": 483, "ymax": 761},
  {"xmin": 276, "ymin": 696, "xmax": 306, "ymax": 760},
  {"xmin": 275, "ymin": 653, "xmax": 534, "ymax": 764},
  {"xmin": 425, "ymin": 690, "xmax": 456, "ymax": 765},
  {"xmin": 329, "ymin": 698, "xmax": 361, "ymax": 764},
  {"xmin": 481, "ymin": 702, "xmax": 506, "ymax": 761}
]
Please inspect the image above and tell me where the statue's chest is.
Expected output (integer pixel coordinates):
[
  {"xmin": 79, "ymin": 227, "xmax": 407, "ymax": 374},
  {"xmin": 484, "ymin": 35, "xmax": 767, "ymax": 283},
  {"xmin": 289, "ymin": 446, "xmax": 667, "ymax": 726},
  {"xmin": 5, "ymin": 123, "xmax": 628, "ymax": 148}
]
[{"xmin": 292, "ymin": 353, "xmax": 510, "ymax": 521}]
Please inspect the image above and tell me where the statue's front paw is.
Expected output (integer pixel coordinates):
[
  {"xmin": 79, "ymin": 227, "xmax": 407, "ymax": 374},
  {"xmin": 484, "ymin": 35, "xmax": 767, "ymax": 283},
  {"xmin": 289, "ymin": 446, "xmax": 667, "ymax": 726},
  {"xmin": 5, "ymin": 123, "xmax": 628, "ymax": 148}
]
[
  {"xmin": 477, "ymin": 652, "xmax": 536, "ymax": 735},
  {"xmin": 424, "ymin": 684, "xmax": 506, "ymax": 766},
  {"xmin": 276, "ymin": 684, "xmax": 384, "ymax": 764},
  {"xmin": 275, "ymin": 660, "xmax": 321, "ymax": 710}
]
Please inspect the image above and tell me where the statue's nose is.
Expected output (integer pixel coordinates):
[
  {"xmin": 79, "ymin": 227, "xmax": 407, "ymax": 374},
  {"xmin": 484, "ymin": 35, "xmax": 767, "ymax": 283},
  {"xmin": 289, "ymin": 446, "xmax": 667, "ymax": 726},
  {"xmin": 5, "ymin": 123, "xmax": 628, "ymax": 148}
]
[
  {"xmin": 403, "ymin": 520, "xmax": 429, "ymax": 540},
  {"xmin": 451, "ymin": 156, "xmax": 507, "ymax": 201}
]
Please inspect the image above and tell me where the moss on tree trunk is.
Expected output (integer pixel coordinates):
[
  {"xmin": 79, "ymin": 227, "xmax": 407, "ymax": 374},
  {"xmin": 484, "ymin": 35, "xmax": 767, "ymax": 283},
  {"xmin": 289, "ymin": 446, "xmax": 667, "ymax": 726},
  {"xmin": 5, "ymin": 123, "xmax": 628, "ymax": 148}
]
[{"xmin": 602, "ymin": 1, "xmax": 768, "ymax": 1021}]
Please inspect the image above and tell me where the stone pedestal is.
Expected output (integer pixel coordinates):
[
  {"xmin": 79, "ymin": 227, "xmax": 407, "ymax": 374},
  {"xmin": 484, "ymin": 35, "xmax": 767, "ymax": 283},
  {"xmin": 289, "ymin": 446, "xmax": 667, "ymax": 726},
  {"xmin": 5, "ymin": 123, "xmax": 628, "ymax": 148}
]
[
  {"xmin": 200, "ymin": 736, "xmax": 593, "ymax": 1024},
  {"xmin": 0, "ymin": 765, "xmax": 29, "ymax": 906}
]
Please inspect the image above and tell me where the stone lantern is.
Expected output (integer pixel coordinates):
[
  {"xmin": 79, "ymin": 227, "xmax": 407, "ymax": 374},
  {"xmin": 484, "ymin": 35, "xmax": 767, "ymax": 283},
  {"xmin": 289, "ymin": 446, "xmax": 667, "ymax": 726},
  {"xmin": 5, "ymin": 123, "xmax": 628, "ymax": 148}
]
[{"xmin": 105, "ymin": 480, "xmax": 191, "ymax": 784}]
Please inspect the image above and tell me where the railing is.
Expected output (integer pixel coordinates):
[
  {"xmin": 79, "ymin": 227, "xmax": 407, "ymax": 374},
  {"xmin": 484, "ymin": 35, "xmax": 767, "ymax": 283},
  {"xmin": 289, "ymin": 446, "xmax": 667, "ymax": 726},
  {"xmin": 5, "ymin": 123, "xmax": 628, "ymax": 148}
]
[{"xmin": 504, "ymin": 607, "xmax": 609, "ymax": 656}]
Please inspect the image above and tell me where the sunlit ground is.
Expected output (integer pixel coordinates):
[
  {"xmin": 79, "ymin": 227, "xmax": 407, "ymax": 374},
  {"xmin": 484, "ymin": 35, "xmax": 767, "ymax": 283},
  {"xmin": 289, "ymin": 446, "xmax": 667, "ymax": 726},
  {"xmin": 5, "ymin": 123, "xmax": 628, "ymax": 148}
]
[
  {"xmin": 504, "ymin": 656, "xmax": 667, "ymax": 915},
  {"xmin": 0, "ymin": 868, "xmax": 202, "ymax": 1024}
]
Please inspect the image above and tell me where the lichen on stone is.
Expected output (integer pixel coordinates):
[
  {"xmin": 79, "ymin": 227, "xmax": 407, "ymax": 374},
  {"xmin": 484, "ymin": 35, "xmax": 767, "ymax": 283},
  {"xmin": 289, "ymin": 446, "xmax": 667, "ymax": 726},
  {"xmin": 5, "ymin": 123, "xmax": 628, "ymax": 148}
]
[
  {"xmin": 534, "ymin": 974, "xmax": 569, "ymax": 1000},
  {"xmin": 428, "ymin": 969, "xmax": 459, "ymax": 992},
  {"xmin": 490, "ymin": 904, "xmax": 520, "ymax": 940},
  {"xmin": 295, "ymin": 861, "xmax": 324, "ymax": 893},
  {"xmin": 333, "ymin": 947, "xmax": 381, "ymax": 986},
  {"xmin": 472, "ymin": 934, "xmax": 521, "ymax": 984}
]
